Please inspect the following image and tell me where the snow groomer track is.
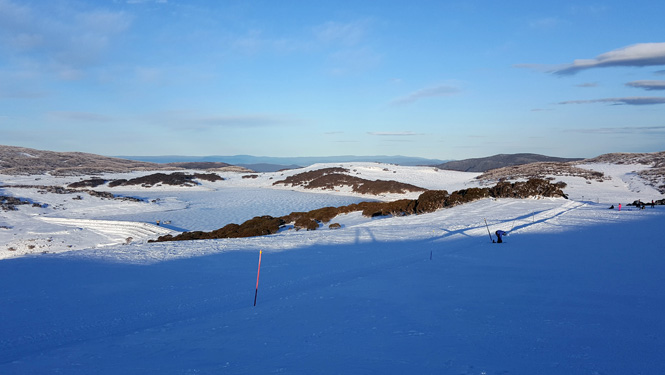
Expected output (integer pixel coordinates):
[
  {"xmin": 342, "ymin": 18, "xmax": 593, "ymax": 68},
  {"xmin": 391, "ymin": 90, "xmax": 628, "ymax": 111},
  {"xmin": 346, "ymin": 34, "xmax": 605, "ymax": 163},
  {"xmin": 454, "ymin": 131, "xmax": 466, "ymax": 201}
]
[{"xmin": 39, "ymin": 217, "xmax": 178, "ymax": 243}]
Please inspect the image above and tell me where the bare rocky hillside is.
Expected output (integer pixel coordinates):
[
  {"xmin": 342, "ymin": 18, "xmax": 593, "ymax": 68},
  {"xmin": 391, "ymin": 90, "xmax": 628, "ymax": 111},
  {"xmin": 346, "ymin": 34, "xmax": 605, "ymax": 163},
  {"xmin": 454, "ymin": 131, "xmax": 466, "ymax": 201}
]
[
  {"xmin": 476, "ymin": 151, "xmax": 665, "ymax": 193},
  {"xmin": 0, "ymin": 145, "xmax": 177, "ymax": 175},
  {"xmin": 584, "ymin": 152, "xmax": 665, "ymax": 194},
  {"xmin": 0, "ymin": 145, "xmax": 250, "ymax": 175}
]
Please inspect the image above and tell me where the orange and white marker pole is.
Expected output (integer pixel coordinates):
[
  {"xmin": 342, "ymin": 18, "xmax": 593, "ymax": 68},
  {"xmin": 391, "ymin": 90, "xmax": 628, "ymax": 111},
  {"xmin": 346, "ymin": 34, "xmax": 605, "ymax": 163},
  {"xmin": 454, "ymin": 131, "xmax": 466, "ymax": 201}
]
[{"xmin": 254, "ymin": 250, "xmax": 262, "ymax": 306}]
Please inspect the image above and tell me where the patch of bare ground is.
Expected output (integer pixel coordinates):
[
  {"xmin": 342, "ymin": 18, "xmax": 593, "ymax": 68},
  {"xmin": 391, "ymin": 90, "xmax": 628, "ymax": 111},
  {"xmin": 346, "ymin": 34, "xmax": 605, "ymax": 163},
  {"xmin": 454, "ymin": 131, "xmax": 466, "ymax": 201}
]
[
  {"xmin": 273, "ymin": 167, "xmax": 426, "ymax": 195},
  {"xmin": 152, "ymin": 178, "xmax": 566, "ymax": 242}
]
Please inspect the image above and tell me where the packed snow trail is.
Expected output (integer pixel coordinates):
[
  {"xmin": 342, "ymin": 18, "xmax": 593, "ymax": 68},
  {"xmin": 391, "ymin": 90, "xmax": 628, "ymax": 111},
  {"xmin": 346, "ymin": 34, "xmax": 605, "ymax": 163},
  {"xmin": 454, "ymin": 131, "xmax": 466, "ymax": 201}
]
[{"xmin": 38, "ymin": 217, "xmax": 178, "ymax": 244}]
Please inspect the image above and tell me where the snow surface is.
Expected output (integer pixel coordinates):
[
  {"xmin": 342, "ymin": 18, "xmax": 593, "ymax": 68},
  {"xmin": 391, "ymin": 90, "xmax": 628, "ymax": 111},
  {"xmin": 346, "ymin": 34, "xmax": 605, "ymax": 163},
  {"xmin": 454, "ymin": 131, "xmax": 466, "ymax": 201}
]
[{"xmin": 1, "ymin": 162, "xmax": 664, "ymax": 374}]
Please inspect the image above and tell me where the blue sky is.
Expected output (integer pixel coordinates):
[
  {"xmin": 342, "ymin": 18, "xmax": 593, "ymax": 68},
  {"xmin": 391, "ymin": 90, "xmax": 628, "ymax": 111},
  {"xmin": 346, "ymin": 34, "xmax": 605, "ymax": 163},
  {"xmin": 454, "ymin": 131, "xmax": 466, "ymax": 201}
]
[{"xmin": 1, "ymin": 0, "xmax": 664, "ymax": 159}]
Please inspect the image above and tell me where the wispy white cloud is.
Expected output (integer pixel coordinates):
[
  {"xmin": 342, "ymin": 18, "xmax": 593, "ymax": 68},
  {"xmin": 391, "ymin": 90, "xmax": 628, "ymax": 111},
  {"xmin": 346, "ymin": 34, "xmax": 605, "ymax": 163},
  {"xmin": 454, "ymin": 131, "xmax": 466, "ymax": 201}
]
[
  {"xmin": 575, "ymin": 82, "xmax": 598, "ymax": 88},
  {"xmin": 368, "ymin": 131, "xmax": 419, "ymax": 136},
  {"xmin": 551, "ymin": 43, "xmax": 665, "ymax": 75},
  {"xmin": 390, "ymin": 84, "xmax": 461, "ymax": 106},
  {"xmin": 558, "ymin": 97, "xmax": 665, "ymax": 105},
  {"xmin": 626, "ymin": 80, "xmax": 665, "ymax": 91},
  {"xmin": 565, "ymin": 126, "xmax": 665, "ymax": 135}
]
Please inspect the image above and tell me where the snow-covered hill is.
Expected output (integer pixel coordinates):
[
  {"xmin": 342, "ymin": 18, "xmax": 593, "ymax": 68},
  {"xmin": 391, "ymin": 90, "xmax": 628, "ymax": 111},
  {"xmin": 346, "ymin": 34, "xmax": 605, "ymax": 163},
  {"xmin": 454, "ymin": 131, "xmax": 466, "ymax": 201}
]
[{"xmin": 1, "ymin": 159, "xmax": 664, "ymax": 374}]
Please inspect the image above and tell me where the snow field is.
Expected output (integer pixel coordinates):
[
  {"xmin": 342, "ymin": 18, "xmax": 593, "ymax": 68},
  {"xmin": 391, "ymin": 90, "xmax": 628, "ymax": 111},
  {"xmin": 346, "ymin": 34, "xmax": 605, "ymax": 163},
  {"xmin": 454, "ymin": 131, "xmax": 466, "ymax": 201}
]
[{"xmin": 1, "ymin": 161, "xmax": 664, "ymax": 374}]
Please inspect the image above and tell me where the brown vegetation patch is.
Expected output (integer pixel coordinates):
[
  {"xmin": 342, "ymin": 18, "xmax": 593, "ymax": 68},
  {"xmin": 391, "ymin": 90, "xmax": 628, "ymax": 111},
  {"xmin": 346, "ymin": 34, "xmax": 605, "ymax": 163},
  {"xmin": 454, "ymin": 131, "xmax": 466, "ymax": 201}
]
[
  {"xmin": 153, "ymin": 216, "xmax": 285, "ymax": 241},
  {"xmin": 193, "ymin": 173, "xmax": 224, "ymax": 182},
  {"xmin": 107, "ymin": 172, "xmax": 223, "ymax": 187},
  {"xmin": 294, "ymin": 217, "xmax": 320, "ymax": 231},
  {"xmin": 68, "ymin": 178, "xmax": 108, "ymax": 188},
  {"xmin": 273, "ymin": 167, "xmax": 349, "ymax": 187},
  {"xmin": 273, "ymin": 168, "xmax": 426, "ymax": 195}
]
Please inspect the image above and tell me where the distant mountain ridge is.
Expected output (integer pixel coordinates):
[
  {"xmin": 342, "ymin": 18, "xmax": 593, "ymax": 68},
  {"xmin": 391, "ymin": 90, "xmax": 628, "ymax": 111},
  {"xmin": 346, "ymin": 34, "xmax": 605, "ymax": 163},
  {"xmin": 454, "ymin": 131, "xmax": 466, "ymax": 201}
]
[
  {"xmin": 436, "ymin": 153, "xmax": 583, "ymax": 172},
  {"xmin": 117, "ymin": 155, "xmax": 448, "ymax": 172}
]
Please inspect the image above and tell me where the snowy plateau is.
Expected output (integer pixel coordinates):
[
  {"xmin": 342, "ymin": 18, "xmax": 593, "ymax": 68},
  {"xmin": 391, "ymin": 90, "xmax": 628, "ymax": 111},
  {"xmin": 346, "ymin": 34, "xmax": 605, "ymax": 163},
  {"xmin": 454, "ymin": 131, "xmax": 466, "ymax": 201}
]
[{"xmin": 1, "ymin": 162, "xmax": 664, "ymax": 374}]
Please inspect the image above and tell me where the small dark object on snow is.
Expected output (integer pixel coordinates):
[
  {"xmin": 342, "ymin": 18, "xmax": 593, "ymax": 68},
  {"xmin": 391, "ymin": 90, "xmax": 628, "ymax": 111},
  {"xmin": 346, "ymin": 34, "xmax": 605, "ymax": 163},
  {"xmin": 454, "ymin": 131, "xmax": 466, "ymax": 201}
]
[
  {"xmin": 495, "ymin": 230, "xmax": 507, "ymax": 243},
  {"xmin": 609, "ymin": 205, "xmax": 614, "ymax": 209}
]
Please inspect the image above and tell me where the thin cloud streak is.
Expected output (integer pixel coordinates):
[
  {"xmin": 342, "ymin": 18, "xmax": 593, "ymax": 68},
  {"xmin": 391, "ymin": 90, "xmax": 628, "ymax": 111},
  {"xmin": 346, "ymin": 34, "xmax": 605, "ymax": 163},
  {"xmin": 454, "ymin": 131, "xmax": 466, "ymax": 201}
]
[
  {"xmin": 565, "ymin": 126, "xmax": 665, "ymax": 135},
  {"xmin": 368, "ymin": 131, "xmax": 419, "ymax": 136},
  {"xmin": 558, "ymin": 97, "xmax": 665, "ymax": 105},
  {"xmin": 550, "ymin": 43, "xmax": 665, "ymax": 75},
  {"xmin": 626, "ymin": 80, "xmax": 665, "ymax": 91}
]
